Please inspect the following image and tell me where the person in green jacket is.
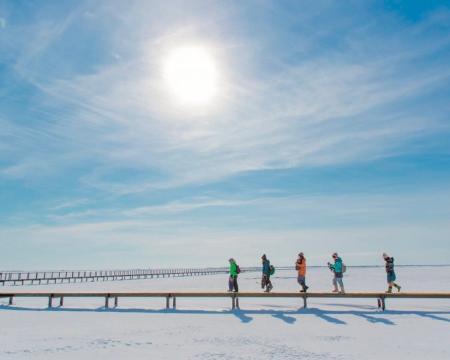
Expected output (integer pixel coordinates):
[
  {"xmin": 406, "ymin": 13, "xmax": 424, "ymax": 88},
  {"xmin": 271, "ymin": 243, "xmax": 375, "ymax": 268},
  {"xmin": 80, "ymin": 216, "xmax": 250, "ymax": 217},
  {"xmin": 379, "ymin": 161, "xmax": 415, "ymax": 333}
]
[
  {"xmin": 328, "ymin": 252, "xmax": 345, "ymax": 293},
  {"xmin": 228, "ymin": 258, "xmax": 239, "ymax": 292}
]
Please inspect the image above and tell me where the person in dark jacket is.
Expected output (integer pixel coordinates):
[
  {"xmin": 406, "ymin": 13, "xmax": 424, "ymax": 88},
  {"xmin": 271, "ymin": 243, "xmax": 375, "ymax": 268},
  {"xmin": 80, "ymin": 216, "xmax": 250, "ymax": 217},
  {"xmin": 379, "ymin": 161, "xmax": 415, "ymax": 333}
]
[
  {"xmin": 261, "ymin": 254, "xmax": 273, "ymax": 292},
  {"xmin": 383, "ymin": 253, "xmax": 401, "ymax": 293},
  {"xmin": 328, "ymin": 252, "xmax": 345, "ymax": 293},
  {"xmin": 228, "ymin": 258, "xmax": 239, "ymax": 292}
]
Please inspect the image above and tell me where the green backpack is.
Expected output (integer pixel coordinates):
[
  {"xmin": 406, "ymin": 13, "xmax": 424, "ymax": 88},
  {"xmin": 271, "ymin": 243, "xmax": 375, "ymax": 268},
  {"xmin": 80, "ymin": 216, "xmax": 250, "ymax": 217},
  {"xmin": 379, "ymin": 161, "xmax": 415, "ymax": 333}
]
[{"xmin": 269, "ymin": 265, "xmax": 275, "ymax": 275}]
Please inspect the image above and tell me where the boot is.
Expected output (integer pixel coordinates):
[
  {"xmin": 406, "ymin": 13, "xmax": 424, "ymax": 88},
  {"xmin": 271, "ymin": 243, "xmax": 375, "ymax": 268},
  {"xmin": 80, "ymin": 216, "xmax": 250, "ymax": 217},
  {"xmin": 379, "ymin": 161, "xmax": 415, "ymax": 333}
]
[
  {"xmin": 394, "ymin": 284, "xmax": 401, "ymax": 292},
  {"xmin": 386, "ymin": 286, "xmax": 392, "ymax": 293}
]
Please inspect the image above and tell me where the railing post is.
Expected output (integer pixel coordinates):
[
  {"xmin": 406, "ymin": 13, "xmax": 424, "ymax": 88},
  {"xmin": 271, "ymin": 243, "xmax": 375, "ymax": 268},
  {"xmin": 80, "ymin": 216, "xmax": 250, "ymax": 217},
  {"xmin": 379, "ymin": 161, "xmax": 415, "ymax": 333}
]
[
  {"xmin": 172, "ymin": 297, "xmax": 176, "ymax": 309},
  {"xmin": 166, "ymin": 296, "xmax": 170, "ymax": 309},
  {"xmin": 59, "ymin": 297, "xmax": 64, "ymax": 307},
  {"xmin": 232, "ymin": 295, "xmax": 236, "ymax": 310},
  {"xmin": 377, "ymin": 296, "xmax": 386, "ymax": 311},
  {"xmin": 8, "ymin": 296, "xmax": 13, "ymax": 305},
  {"xmin": 48, "ymin": 294, "xmax": 53, "ymax": 308},
  {"xmin": 105, "ymin": 295, "xmax": 110, "ymax": 308},
  {"xmin": 114, "ymin": 297, "xmax": 118, "ymax": 308},
  {"xmin": 235, "ymin": 296, "xmax": 240, "ymax": 309},
  {"xmin": 303, "ymin": 294, "xmax": 307, "ymax": 308}
]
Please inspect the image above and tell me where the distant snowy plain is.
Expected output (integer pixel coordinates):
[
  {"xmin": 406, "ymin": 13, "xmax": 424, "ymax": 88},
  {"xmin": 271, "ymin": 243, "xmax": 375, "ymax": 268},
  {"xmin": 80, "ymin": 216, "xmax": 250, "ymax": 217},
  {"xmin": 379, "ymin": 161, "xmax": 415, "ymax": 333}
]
[{"xmin": 0, "ymin": 266, "xmax": 449, "ymax": 360}]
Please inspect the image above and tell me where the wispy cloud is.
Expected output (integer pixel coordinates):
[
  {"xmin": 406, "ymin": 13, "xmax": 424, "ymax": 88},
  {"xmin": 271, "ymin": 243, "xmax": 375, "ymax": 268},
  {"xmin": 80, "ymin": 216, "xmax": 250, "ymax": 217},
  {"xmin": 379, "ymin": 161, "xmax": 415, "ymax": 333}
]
[
  {"xmin": 34, "ymin": 189, "xmax": 450, "ymax": 230},
  {"xmin": 121, "ymin": 198, "xmax": 251, "ymax": 217},
  {"xmin": 49, "ymin": 198, "xmax": 90, "ymax": 211},
  {"xmin": 2, "ymin": 4, "xmax": 449, "ymax": 194}
]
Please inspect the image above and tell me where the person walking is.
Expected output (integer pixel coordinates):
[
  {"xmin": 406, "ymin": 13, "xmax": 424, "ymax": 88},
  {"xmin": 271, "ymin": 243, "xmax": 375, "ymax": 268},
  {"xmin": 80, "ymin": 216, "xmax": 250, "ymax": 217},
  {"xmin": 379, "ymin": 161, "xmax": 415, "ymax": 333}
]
[
  {"xmin": 261, "ymin": 254, "xmax": 273, "ymax": 292},
  {"xmin": 383, "ymin": 253, "xmax": 401, "ymax": 293},
  {"xmin": 228, "ymin": 258, "xmax": 239, "ymax": 292},
  {"xmin": 328, "ymin": 252, "xmax": 345, "ymax": 293},
  {"xmin": 296, "ymin": 252, "xmax": 309, "ymax": 292}
]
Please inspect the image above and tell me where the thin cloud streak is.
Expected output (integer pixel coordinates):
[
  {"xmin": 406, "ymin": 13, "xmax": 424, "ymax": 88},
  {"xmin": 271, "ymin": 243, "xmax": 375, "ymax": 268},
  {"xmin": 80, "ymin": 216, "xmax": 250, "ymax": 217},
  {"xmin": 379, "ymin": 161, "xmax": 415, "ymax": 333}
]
[{"xmin": 30, "ymin": 190, "xmax": 450, "ymax": 228}]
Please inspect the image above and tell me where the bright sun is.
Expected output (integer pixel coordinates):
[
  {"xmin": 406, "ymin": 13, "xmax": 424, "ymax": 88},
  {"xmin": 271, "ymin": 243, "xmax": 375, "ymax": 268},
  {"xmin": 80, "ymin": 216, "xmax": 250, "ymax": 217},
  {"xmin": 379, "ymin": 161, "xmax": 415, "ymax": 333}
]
[{"xmin": 163, "ymin": 46, "xmax": 218, "ymax": 106}]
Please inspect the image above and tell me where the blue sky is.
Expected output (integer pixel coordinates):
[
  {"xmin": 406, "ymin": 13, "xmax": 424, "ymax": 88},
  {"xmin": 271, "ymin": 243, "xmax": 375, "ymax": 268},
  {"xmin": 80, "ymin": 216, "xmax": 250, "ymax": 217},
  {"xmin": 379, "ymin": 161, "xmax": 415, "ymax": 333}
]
[{"xmin": 1, "ymin": 0, "xmax": 450, "ymax": 269}]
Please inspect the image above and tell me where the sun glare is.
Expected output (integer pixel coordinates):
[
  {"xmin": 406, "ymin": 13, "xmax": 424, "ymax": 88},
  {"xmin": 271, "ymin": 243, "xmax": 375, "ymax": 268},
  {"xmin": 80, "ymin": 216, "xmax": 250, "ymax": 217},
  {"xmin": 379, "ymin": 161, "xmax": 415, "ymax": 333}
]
[{"xmin": 163, "ymin": 46, "xmax": 218, "ymax": 106}]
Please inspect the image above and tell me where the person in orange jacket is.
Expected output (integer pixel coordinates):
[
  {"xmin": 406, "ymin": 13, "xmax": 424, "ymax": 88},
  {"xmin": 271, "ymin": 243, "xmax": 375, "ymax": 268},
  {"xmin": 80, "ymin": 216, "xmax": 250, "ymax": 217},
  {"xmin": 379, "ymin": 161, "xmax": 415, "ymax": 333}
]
[{"xmin": 295, "ymin": 252, "xmax": 309, "ymax": 292}]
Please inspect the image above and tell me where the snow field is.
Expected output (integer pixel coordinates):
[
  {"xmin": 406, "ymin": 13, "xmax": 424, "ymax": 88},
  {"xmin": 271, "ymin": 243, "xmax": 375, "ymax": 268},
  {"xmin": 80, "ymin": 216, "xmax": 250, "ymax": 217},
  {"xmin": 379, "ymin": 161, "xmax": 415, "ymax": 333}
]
[{"xmin": 0, "ymin": 266, "xmax": 449, "ymax": 359}]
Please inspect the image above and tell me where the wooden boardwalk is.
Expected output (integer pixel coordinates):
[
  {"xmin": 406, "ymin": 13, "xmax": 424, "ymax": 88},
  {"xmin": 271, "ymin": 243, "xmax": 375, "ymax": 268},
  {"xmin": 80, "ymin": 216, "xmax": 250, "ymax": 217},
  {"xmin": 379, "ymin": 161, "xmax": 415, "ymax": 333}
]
[{"xmin": 1, "ymin": 291, "xmax": 449, "ymax": 311}]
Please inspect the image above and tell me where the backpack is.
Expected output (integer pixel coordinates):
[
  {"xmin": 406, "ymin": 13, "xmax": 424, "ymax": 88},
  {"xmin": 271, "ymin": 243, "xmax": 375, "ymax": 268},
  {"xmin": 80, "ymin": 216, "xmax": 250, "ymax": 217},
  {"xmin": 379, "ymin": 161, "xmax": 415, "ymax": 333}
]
[
  {"xmin": 269, "ymin": 265, "xmax": 275, "ymax": 275},
  {"xmin": 236, "ymin": 265, "xmax": 241, "ymax": 274},
  {"xmin": 342, "ymin": 263, "xmax": 347, "ymax": 273}
]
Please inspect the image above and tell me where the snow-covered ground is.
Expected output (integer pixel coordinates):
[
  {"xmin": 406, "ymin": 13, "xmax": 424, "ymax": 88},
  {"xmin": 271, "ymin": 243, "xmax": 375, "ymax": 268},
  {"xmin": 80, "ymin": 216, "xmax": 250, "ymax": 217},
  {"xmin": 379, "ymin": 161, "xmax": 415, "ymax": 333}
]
[{"xmin": 0, "ymin": 266, "xmax": 449, "ymax": 359}]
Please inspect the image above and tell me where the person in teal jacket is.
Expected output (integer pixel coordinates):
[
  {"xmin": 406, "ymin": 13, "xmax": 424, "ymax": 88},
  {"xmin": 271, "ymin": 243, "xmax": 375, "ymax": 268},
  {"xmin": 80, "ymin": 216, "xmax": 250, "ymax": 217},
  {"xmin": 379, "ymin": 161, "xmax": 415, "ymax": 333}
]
[
  {"xmin": 383, "ymin": 253, "xmax": 401, "ymax": 293},
  {"xmin": 228, "ymin": 258, "xmax": 239, "ymax": 292},
  {"xmin": 328, "ymin": 252, "xmax": 345, "ymax": 293}
]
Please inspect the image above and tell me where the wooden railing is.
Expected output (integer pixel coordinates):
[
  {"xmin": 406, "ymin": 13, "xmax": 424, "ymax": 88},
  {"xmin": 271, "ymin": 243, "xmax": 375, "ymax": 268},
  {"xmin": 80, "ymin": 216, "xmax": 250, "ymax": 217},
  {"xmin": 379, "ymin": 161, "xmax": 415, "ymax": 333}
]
[
  {"xmin": 0, "ymin": 266, "xmax": 285, "ymax": 286},
  {"xmin": 0, "ymin": 268, "xmax": 244, "ymax": 286},
  {"xmin": 1, "ymin": 291, "xmax": 449, "ymax": 311}
]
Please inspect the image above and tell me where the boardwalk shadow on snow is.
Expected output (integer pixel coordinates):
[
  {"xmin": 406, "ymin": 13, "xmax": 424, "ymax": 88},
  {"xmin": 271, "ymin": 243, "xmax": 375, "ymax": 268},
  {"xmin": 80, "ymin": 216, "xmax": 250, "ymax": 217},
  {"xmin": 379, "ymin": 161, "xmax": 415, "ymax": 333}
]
[{"xmin": 1, "ymin": 304, "xmax": 449, "ymax": 326}]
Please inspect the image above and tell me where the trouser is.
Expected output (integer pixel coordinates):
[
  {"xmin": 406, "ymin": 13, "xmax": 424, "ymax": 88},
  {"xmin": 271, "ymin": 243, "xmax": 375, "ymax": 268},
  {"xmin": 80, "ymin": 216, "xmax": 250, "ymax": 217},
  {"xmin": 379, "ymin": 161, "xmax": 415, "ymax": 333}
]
[
  {"xmin": 297, "ymin": 275, "xmax": 307, "ymax": 290},
  {"xmin": 386, "ymin": 271, "xmax": 400, "ymax": 290},
  {"xmin": 332, "ymin": 276, "xmax": 344, "ymax": 290},
  {"xmin": 387, "ymin": 271, "xmax": 397, "ymax": 283},
  {"xmin": 261, "ymin": 274, "xmax": 272, "ymax": 290},
  {"xmin": 229, "ymin": 276, "xmax": 238, "ymax": 292}
]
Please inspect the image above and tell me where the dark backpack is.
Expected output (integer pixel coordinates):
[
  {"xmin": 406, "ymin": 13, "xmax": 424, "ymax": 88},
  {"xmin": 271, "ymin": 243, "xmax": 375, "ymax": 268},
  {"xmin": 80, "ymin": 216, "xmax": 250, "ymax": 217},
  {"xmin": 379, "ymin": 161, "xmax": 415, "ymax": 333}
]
[
  {"xmin": 236, "ymin": 265, "xmax": 241, "ymax": 274},
  {"xmin": 269, "ymin": 265, "xmax": 275, "ymax": 275}
]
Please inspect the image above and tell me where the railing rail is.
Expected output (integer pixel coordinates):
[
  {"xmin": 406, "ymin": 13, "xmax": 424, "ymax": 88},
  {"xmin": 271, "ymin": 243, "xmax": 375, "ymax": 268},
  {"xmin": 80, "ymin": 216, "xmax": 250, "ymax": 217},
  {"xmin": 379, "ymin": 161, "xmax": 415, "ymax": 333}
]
[{"xmin": 0, "ymin": 267, "xmax": 265, "ymax": 286}]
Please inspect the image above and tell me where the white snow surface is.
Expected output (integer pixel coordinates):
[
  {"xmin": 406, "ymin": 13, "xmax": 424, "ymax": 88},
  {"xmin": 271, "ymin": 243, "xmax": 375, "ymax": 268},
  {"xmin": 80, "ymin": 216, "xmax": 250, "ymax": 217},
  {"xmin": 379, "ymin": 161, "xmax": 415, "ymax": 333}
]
[{"xmin": 1, "ymin": 266, "xmax": 449, "ymax": 360}]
